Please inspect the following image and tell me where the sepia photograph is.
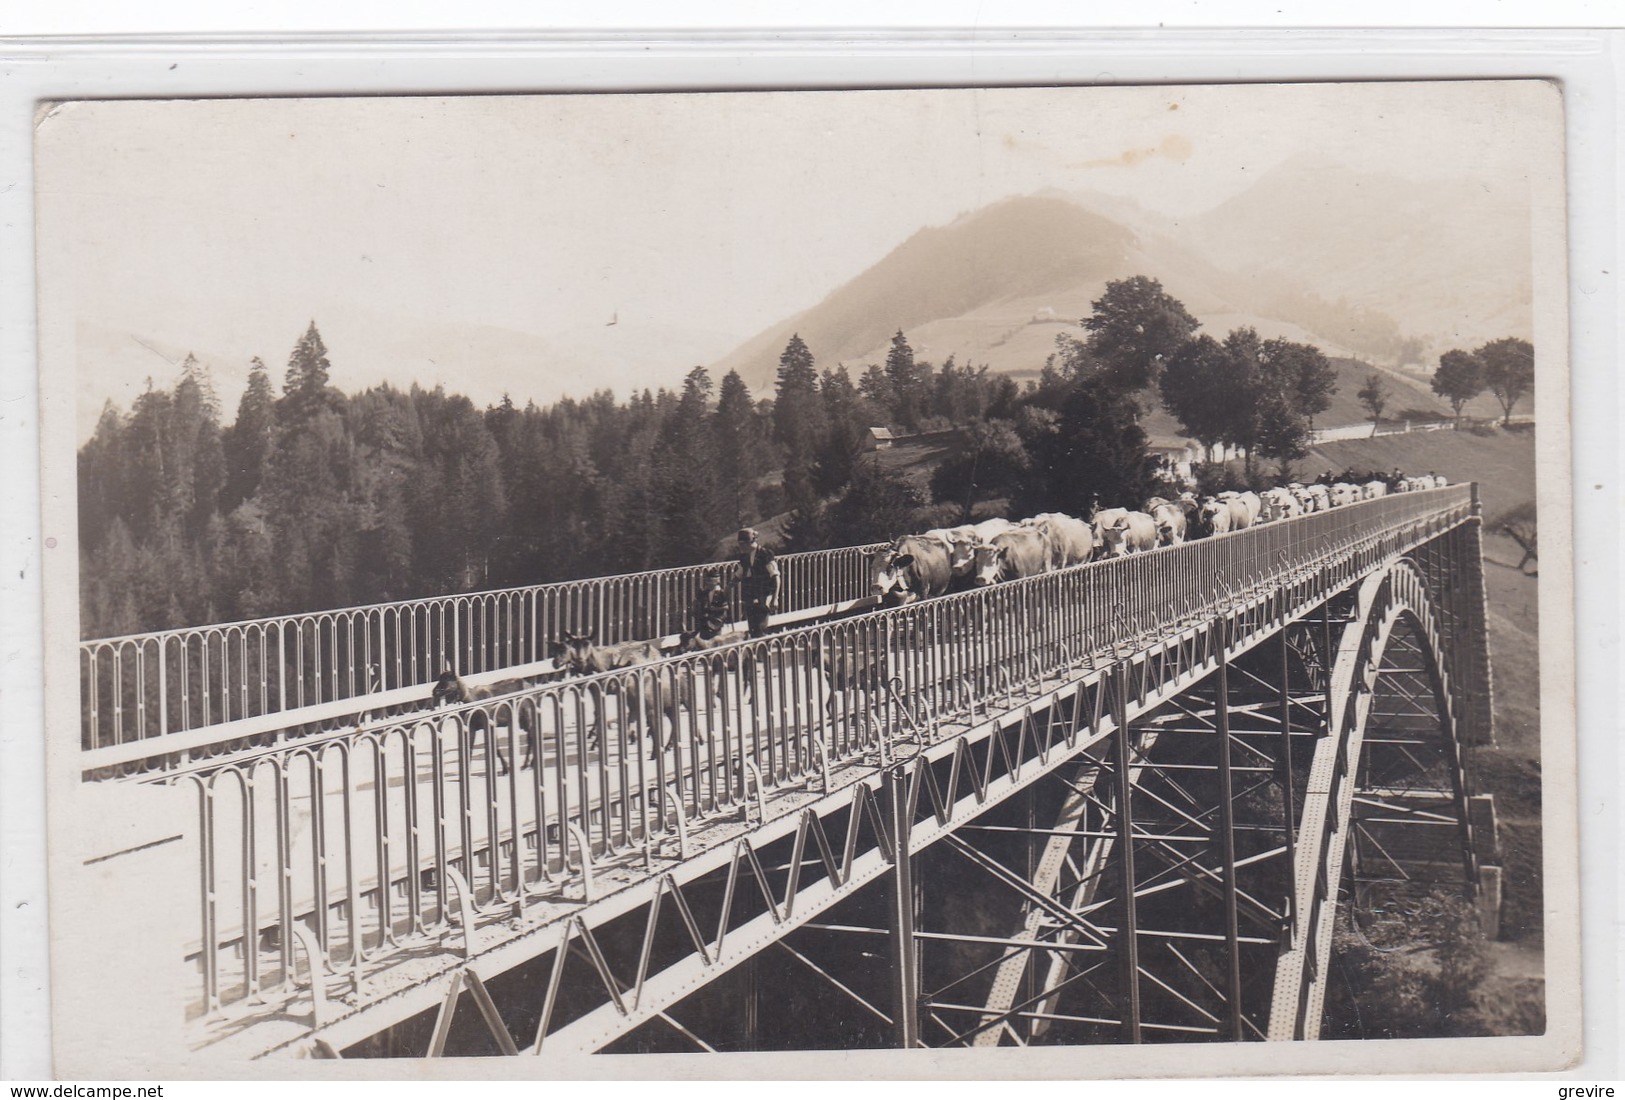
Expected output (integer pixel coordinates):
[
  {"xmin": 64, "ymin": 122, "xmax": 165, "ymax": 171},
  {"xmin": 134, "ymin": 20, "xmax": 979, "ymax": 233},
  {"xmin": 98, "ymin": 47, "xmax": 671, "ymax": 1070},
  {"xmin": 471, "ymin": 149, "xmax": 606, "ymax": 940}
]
[{"xmin": 32, "ymin": 79, "xmax": 1576, "ymax": 1076}]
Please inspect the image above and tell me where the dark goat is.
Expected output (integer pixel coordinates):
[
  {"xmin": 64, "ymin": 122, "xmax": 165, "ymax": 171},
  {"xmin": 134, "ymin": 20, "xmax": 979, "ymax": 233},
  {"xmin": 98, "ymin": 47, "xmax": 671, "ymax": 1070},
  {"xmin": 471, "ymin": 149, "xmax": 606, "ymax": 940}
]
[
  {"xmin": 809, "ymin": 636, "xmax": 892, "ymax": 712},
  {"xmin": 432, "ymin": 669, "xmax": 536, "ymax": 774},
  {"xmin": 550, "ymin": 630, "xmax": 695, "ymax": 754},
  {"xmin": 675, "ymin": 628, "xmax": 756, "ymax": 703}
]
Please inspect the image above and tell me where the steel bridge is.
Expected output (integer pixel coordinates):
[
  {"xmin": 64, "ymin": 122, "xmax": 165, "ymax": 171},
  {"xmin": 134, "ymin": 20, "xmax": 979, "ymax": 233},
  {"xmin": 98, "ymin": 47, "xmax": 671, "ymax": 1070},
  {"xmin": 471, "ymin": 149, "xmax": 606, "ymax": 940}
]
[{"xmin": 72, "ymin": 485, "xmax": 1500, "ymax": 1060}]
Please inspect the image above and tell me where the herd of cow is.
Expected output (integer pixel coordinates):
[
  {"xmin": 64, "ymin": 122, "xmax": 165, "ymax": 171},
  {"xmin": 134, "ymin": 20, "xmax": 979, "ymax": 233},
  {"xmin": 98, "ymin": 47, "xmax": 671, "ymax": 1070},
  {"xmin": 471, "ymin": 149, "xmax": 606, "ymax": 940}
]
[
  {"xmin": 865, "ymin": 468, "xmax": 1450, "ymax": 606},
  {"xmin": 430, "ymin": 466, "xmax": 1448, "ymax": 768}
]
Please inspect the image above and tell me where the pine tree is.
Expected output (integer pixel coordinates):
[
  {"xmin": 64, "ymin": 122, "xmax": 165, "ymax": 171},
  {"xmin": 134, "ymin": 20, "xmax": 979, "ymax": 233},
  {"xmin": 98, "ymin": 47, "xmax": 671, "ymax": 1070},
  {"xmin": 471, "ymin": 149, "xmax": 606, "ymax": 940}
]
[
  {"xmin": 122, "ymin": 381, "xmax": 175, "ymax": 543},
  {"xmin": 858, "ymin": 363, "xmax": 892, "ymax": 419},
  {"xmin": 173, "ymin": 353, "xmax": 225, "ymax": 538},
  {"xmin": 773, "ymin": 334, "xmax": 823, "ymax": 507},
  {"xmin": 655, "ymin": 366, "xmax": 725, "ymax": 563},
  {"xmin": 78, "ymin": 401, "xmax": 126, "ymax": 554},
  {"xmin": 712, "ymin": 370, "xmax": 766, "ymax": 528},
  {"xmin": 281, "ymin": 321, "xmax": 336, "ymax": 424},
  {"xmin": 811, "ymin": 366, "xmax": 867, "ymax": 497},
  {"xmin": 884, "ymin": 330, "xmax": 926, "ymax": 431},
  {"xmin": 223, "ymin": 358, "xmax": 277, "ymax": 511}
]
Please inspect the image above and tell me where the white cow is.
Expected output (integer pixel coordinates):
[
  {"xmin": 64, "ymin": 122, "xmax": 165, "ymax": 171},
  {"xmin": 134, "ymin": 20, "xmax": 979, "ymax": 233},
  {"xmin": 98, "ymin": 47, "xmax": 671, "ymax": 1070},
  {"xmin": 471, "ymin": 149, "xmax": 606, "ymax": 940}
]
[
  {"xmin": 1148, "ymin": 501, "xmax": 1188, "ymax": 545},
  {"xmin": 1023, "ymin": 512, "xmax": 1097, "ymax": 568},
  {"xmin": 1090, "ymin": 508, "xmax": 1129, "ymax": 553},
  {"xmin": 1198, "ymin": 497, "xmax": 1233, "ymax": 537},
  {"xmin": 929, "ymin": 518, "xmax": 1020, "ymax": 583},
  {"xmin": 1260, "ymin": 487, "xmax": 1302, "ymax": 522},
  {"xmin": 1099, "ymin": 511, "xmax": 1158, "ymax": 557},
  {"xmin": 1218, "ymin": 490, "xmax": 1261, "ymax": 530},
  {"xmin": 1362, "ymin": 480, "xmax": 1388, "ymax": 500}
]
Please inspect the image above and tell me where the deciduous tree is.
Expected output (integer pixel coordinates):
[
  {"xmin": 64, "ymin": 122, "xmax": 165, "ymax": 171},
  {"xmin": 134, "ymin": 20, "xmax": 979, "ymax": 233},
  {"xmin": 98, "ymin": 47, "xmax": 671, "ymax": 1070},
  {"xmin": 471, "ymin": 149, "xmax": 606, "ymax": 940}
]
[
  {"xmin": 1264, "ymin": 337, "xmax": 1337, "ymax": 432},
  {"xmin": 1431, "ymin": 349, "xmax": 1485, "ymax": 429},
  {"xmin": 1015, "ymin": 376, "xmax": 1155, "ymax": 517},
  {"xmin": 1159, "ymin": 334, "xmax": 1248, "ymax": 460},
  {"xmin": 1475, "ymin": 337, "xmax": 1533, "ymax": 426},
  {"xmin": 1082, "ymin": 275, "xmax": 1200, "ymax": 394},
  {"xmin": 928, "ymin": 419, "xmax": 1030, "ymax": 523},
  {"xmin": 1357, "ymin": 373, "xmax": 1390, "ymax": 437},
  {"xmin": 824, "ymin": 458, "xmax": 923, "ymax": 548}
]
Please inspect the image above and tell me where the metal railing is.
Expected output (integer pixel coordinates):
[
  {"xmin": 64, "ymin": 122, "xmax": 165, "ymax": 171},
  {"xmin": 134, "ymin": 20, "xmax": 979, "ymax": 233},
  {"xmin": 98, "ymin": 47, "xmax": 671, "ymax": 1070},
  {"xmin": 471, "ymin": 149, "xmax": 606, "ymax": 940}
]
[
  {"xmin": 79, "ymin": 542, "xmax": 886, "ymax": 754},
  {"xmin": 172, "ymin": 486, "xmax": 1473, "ymax": 1021}
]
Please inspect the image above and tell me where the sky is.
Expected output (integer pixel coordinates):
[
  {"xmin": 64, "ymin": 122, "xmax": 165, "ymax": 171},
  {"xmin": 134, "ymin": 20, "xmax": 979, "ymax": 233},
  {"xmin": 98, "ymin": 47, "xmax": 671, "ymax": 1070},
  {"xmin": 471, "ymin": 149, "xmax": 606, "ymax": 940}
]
[{"xmin": 34, "ymin": 81, "xmax": 1555, "ymax": 439}]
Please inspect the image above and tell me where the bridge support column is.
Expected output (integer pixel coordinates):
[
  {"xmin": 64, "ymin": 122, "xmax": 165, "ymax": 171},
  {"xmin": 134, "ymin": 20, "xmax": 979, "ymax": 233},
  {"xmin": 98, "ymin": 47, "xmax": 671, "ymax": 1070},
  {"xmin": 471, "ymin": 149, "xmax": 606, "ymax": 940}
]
[
  {"xmin": 1215, "ymin": 646, "xmax": 1245, "ymax": 1043},
  {"xmin": 1110, "ymin": 666, "xmax": 1142, "ymax": 1044},
  {"xmin": 886, "ymin": 764, "xmax": 920, "ymax": 1049},
  {"xmin": 1278, "ymin": 629, "xmax": 1299, "ymax": 937}
]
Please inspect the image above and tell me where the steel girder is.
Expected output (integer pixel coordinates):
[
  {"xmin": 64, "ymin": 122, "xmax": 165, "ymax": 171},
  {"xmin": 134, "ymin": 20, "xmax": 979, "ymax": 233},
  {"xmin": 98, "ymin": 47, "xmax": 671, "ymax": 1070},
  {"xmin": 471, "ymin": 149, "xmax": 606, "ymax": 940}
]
[
  {"xmin": 277, "ymin": 546, "xmax": 1351, "ymax": 1058},
  {"xmin": 252, "ymin": 521, "xmax": 1486, "ymax": 1060},
  {"xmin": 885, "ymin": 562, "xmax": 1486, "ymax": 1049}
]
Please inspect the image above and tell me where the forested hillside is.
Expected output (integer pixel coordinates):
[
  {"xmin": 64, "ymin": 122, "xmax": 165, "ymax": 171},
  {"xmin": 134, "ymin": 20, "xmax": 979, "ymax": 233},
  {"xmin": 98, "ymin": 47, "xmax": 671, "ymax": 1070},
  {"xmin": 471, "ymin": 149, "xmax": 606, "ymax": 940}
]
[
  {"xmin": 77, "ymin": 278, "xmax": 1532, "ymax": 641},
  {"xmin": 75, "ymin": 323, "xmax": 1022, "ymax": 638}
]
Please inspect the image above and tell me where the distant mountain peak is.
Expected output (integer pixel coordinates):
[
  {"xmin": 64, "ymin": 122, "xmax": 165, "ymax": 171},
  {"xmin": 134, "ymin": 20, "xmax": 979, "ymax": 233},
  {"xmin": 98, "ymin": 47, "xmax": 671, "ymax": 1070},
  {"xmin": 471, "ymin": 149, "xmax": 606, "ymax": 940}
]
[{"xmin": 711, "ymin": 194, "xmax": 1138, "ymax": 388}]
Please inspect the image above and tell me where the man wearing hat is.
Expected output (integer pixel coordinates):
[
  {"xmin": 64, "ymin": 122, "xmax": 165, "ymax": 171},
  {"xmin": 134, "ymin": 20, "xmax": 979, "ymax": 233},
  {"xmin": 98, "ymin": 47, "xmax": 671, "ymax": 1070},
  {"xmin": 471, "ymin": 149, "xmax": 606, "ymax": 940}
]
[{"xmin": 734, "ymin": 527, "xmax": 780, "ymax": 638}]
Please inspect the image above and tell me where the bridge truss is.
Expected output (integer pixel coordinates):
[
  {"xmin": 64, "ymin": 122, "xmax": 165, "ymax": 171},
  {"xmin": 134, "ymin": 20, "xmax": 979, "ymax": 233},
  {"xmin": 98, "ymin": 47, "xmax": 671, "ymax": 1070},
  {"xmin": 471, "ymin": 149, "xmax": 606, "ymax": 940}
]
[{"xmin": 75, "ymin": 488, "xmax": 1497, "ymax": 1059}]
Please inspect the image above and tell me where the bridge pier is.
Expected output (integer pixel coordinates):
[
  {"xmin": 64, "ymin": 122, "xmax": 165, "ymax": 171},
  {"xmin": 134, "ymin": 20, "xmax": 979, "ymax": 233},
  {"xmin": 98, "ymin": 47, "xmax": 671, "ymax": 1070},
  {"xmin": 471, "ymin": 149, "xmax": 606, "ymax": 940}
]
[{"xmin": 885, "ymin": 764, "xmax": 921, "ymax": 1049}]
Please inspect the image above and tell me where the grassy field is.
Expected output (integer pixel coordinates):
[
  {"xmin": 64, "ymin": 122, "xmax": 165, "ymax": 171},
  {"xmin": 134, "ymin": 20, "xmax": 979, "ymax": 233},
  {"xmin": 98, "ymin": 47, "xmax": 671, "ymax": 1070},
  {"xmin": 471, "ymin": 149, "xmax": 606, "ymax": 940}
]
[{"xmin": 1305, "ymin": 423, "xmax": 1536, "ymax": 521}]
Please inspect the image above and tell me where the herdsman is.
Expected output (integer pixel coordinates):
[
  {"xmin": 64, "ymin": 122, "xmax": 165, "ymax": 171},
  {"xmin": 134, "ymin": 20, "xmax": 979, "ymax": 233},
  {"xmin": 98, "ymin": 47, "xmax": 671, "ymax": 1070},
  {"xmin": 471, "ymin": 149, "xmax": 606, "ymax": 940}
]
[{"xmin": 735, "ymin": 527, "xmax": 780, "ymax": 637}]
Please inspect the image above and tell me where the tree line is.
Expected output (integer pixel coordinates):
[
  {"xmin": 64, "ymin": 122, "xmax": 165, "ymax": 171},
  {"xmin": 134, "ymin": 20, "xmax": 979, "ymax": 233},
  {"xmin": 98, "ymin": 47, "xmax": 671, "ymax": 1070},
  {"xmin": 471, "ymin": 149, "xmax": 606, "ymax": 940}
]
[
  {"xmin": 77, "ymin": 322, "xmax": 1018, "ymax": 638},
  {"xmin": 1430, "ymin": 337, "xmax": 1535, "ymax": 428},
  {"xmin": 77, "ymin": 281, "xmax": 1535, "ymax": 639}
]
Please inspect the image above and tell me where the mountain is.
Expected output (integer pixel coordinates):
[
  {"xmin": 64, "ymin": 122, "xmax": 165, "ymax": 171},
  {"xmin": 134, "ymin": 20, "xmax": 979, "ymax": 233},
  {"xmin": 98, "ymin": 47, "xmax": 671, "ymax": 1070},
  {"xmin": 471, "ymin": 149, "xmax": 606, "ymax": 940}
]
[
  {"xmin": 711, "ymin": 192, "xmax": 1376, "ymax": 391},
  {"xmin": 711, "ymin": 196, "xmax": 1136, "ymax": 389},
  {"xmin": 711, "ymin": 167, "xmax": 1531, "ymax": 418},
  {"xmin": 1188, "ymin": 153, "xmax": 1531, "ymax": 360}
]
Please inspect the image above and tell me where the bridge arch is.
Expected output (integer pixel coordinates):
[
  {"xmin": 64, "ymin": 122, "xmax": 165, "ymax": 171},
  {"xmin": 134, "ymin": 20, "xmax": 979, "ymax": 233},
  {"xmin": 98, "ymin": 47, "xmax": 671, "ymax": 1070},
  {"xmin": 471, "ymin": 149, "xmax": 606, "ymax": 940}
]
[{"xmin": 1268, "ymin": 556, "xmax": 1483, "ymax": 1041}]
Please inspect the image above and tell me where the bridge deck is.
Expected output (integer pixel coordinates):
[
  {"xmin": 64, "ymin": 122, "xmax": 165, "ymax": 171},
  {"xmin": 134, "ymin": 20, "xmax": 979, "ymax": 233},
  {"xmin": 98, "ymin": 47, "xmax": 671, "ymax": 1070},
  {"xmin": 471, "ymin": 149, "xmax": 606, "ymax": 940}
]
[{"xmin": 91, "ymin": 487, "xmax": 1481, "ymax": 1057}]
